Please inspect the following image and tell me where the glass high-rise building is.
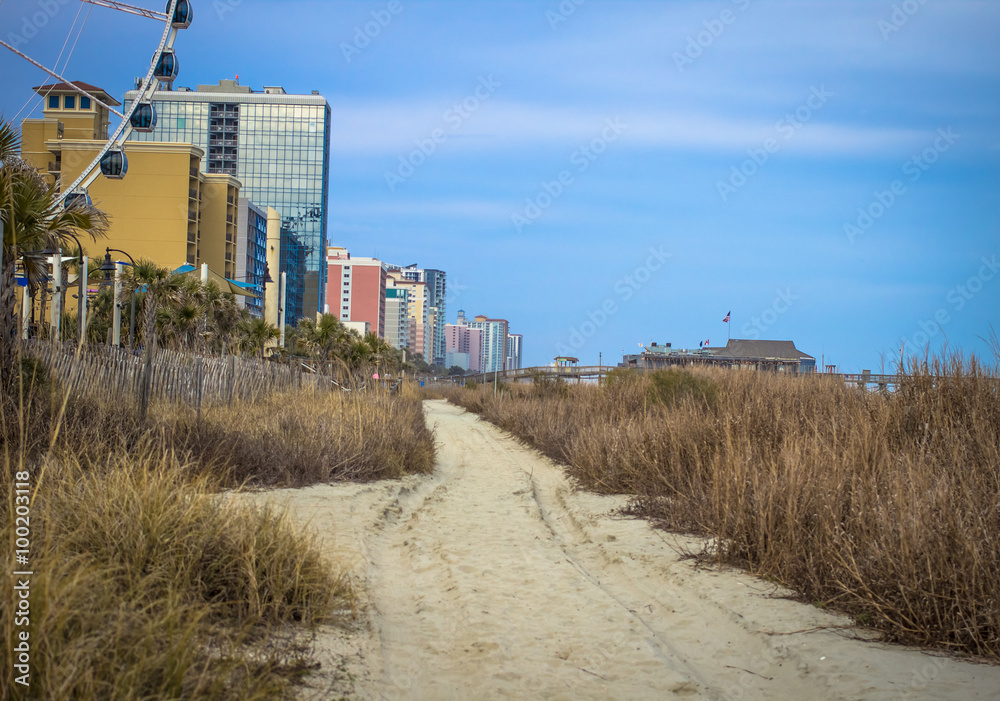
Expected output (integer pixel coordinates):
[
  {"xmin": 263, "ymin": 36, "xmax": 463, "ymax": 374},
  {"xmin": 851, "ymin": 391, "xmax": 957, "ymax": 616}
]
[
  {"xmin": 394, "ymin": 266, "xmax": 447, "ymax": 365},
  {"xmin": 126, "ymin": 79, "xmax": 331, "ymax": 321}
]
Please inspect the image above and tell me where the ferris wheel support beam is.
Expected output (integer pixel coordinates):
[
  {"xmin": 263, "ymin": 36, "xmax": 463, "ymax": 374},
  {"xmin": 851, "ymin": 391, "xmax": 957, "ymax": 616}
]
[
  {"xmin": 60, "ymin": 0, "xmax": 183, "ymax": 200},
  {"xmin": 79, "ymin": 0, "xmax": 168, "ymax": 21},
  {"xmin": 0, "ymin": 39, "xmax": 125, "ymax": 118}
]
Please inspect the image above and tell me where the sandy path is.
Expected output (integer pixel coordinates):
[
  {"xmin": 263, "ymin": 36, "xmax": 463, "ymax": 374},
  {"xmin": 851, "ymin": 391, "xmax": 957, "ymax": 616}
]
[{"xmin": 252, "ymin": 400, "xmax": 1000, "ymax": 700}]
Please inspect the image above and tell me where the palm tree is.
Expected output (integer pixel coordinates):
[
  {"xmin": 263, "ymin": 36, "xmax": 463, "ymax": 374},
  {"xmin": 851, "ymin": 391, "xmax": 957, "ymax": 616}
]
[
  {"xmin": 201, "ymin": 281, "xmax": 242, "ymax": 355},
  {"xmin": 120, "ymin": 259, "xmax": 182, "ymax": 353},
  {"xmin": 238, "ymin": 316, "xmax": 279, "ymax": 360},
  {"xmin": 120, "ymin": 260, "xmax": 182, "ymax": 420},
  {"xmin": 1, "ymin": 117, "xmax": 108, "ymax": 368}
]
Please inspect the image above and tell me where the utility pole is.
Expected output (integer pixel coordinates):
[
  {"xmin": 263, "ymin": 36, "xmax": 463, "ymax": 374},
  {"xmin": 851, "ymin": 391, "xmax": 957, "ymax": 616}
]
[
  {"xmin": 50, "ymin": 251, "xmax": 62, "ymax": 343},
  {"xmin": 112, "ymin": 262, "xmax": 123, "ymax": 346},
  {"xmin": 279, "ymin": 271, "xmax": 287, "ymax": 347},
  {"xmin": 78, "ymin": 255, "xmax": 88, "ymax": 341}
]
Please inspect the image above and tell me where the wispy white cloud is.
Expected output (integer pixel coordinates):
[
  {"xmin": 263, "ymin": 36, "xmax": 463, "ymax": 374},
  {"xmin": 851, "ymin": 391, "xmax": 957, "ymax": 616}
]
[{"xmin": 330, "ymin": 99, "xmax": 923, "ymax": 156}]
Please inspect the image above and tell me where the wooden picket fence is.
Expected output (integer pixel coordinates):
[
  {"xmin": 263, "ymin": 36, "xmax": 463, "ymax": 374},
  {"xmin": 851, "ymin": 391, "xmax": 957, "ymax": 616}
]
[{"xmin": 24, "ymin": 340, "xmax": 328, "ymax": 409}]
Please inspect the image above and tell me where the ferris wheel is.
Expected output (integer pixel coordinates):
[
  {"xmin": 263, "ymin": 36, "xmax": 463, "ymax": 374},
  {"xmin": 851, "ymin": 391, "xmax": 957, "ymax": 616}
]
[{"xmin": 0, "ymin": 0, "xmax": 193, "ymax": 204}]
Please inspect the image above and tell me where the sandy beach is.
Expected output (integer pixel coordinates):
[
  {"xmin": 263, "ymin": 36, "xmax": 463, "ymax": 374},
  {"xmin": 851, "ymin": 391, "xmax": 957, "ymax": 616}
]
[{"xmin": 249, "ymin": 400, "xmax": 1000, "ymax": 700}]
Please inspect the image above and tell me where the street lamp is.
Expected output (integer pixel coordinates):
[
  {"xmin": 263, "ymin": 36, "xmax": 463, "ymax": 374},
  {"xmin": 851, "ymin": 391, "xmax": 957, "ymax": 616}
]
[
  {"xmin": 59, "ymin": 231, "xmax": 88, "ymax": 341},
  {"xmin": 99, "ymin": 247, "xmax": 137, "ymax": 349}
]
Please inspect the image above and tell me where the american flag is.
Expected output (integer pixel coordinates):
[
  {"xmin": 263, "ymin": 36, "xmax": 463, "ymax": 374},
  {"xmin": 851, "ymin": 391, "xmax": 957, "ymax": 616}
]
[{"xmin": 723, "ymin": 311, "xmax": 731, "ymax": 323}]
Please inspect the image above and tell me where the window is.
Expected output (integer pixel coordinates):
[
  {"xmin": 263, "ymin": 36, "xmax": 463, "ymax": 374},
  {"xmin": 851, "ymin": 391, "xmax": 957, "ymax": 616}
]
[
  {"xmin": 80, "ymin": 96, "xmax": 91, "ymax": 109},
  {"xmin": 64, "ymin": 95, "xmax": 75, "ymax": 109},
  {"xmin": 177, "ymin": 117, "xmax": 186, "ymax": 129},
  {"xmin": 48, "ymin": 95, "xmax": 58, "ymax": 109}
]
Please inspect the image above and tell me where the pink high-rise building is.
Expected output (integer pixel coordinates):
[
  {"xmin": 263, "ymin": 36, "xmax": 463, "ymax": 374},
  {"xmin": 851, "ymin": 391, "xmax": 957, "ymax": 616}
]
[
  {"xmin": 326, "ymin": 247, "xmax": 386, "ymax": 337},
  {"xmin": 445, "ymin": 321, "xmax": 482, "ymax": 372}
]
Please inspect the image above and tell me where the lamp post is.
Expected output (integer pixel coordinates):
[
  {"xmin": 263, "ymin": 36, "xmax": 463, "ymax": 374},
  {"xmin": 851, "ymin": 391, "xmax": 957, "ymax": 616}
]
[
  {"xmin": 59, "ymin": 231, "xmax": 88, "ymax": 342},
  {"xmin": 100, "ymin": 248, "xmax": 137, "ymax": 349}
]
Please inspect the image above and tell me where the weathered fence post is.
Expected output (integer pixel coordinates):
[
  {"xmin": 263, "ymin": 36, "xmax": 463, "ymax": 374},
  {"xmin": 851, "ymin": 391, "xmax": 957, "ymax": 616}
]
[
  {"xmin": 228, "ymin": 355, "xmax": 236, "ymax": 403},
  {"xmin": 196, "ymin": 357, "xmax": 204, "ymax": 421}
]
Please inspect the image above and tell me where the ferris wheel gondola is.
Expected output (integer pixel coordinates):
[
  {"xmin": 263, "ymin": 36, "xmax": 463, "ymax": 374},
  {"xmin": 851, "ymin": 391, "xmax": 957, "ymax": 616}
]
[{"xmin": 130, "ymin": 102, "xmax": 158, "ymax": 132}]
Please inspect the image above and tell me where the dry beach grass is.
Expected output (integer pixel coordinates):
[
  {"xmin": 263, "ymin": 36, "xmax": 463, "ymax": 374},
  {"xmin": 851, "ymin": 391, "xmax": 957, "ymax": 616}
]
[
  {"xmin": 1, "ymin": 358, "xmax": 434, "ymax": 699},
  {"xmin": 443, "ymin": 354, "xmax": 1000, "ymax": 659}
]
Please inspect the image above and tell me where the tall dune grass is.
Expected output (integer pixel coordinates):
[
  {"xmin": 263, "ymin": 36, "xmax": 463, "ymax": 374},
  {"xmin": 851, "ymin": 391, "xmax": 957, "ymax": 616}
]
[
  {"xmin": 444, "ymin": 356, "xmax": 1000, "ymax": 658},
  {"xmin": 53, "ymin": 382, "xmax": 435, "ymax": 487},
  {"xmin": 2, "ymin": 355, "xmax": 434, "ymax": 698},
  {"xmin": 1, "ymin": 448, "xmax": 347, "ymax": 699}
]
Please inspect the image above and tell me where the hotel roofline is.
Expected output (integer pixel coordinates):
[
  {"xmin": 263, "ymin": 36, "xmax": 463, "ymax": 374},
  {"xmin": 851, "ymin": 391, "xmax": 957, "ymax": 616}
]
[{"xmin": 124, "ymin": 80, "xmax": 328, "ymax": 107}]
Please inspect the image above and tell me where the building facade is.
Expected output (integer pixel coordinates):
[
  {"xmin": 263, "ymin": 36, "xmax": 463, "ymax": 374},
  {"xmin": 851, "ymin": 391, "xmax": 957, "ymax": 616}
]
[
  {"xmin": 506, "ymin": 333, "xmax": 523, "ymax": 370},
  {"xmin": 20, "ymin": 82, "xmax": 244, "ymax": 276},
  {"xmin": 235, "ymin": 198, "xmax": 268, "ymax": 318},
  {"xmin": 620, "ymin": 339, "xmax": 816, "ymax": 373},
  {"xmin": 445, "ymin": 322, "xmax": 483, "ymax": 372},
  {"xmin": 467, "ymin": 315, "xmax": 509, "ymax": 373},
  {"xmin": 126, "ymin": 79, "xmax": 331, "ymax": 322},
  {"xmin": 384, "ymin": 283, "xmax": 410, "ymax": 351},
  {"xmin": 387, "ymin": 271, "xmax": 431, "ymax": 360},
  {"xmin": 393, "ymin": 265, "xmax": 446, "ymax": 365},
  {"xmin": 325, "ymin": 246, "xmax": 386, "ymax": 337}
]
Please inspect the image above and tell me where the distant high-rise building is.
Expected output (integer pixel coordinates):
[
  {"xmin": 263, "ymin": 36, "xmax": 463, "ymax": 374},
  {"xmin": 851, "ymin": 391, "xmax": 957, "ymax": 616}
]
[
  {"xmin": 384, "ymin": 281, "xmax": 410, "ymax": 351},
  {"xmin": 235, "ymin": 198, "xmax": 269, "ymax": 318},
  {"xmin": 126, "ymin": 79, "xmax": 332, "ymax": 322},
  {"xmin": 326, "ymin": 247, "xmax": 386, "ymax": 336},
  {"xmin": 445, "ymin": 322, "xmax": 483, "ymax": 372},
  {"xmin": 467, "ymin": 315, "xmax": 509, "ymax": 373},
  {"xmin": 507, "ymin": 333, "xmax": 523, "ymax": 370},
  {"xmin": 387, "ymin": 270, "xmax": 431, "ymax": 360},
  {"xmin": 393, "ymin": 265, "xmax": 446, "ymax": 365}
]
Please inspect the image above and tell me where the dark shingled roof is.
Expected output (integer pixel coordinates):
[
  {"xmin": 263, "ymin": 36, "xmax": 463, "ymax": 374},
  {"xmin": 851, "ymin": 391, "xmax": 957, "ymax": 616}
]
[
  {"xmin": 715, "ymin": 339, "xmax": 815, "ymax": 361},
  {"xmin": 32, "ymin": 81, "xmax": 121, "ymax": 106}
]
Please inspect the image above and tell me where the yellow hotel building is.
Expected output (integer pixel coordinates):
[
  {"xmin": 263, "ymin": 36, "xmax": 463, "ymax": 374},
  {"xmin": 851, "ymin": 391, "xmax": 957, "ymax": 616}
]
[{"xmin": 20, "ymin": 81, "xmax": 240, "ymax": 278}]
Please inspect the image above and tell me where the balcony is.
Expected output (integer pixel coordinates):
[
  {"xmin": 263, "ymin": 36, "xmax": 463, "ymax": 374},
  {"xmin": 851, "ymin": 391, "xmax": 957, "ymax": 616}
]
[
  {"xmin": 189, "ymin": 188, "xmax": 198, "ymax": 199},
  {"xmin": 187, "ymin": 232, "xmax": 197, "ymax": 244},
  {"xmin": 188, "ymin": 209, "xmax": 198, "ymax": 221},
  {"xmin": 189, "ymin": 165, "xmax": 199, "ymax": 176},
  {"xmin": 47, "ymin": 161, "xmax": 60, "ymax": 174},
  {"xmin": 226, "ymin": 214, "xmax": 233, "ymax": 223}
]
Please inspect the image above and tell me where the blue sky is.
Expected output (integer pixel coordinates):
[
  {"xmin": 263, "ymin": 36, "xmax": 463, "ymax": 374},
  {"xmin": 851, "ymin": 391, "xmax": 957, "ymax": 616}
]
[{"xmin": 2, "ymin": 0, "xmax": 998, "ymax": 371}]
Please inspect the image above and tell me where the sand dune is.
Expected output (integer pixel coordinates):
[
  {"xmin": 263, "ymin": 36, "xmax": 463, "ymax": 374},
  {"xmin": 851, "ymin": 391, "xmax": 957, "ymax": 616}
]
[{"xmin": 250, "ymin": 400, "xmax": 1000, "ymax": 700}]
